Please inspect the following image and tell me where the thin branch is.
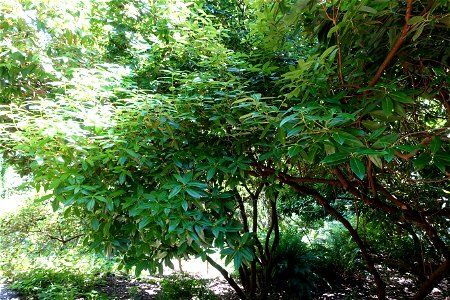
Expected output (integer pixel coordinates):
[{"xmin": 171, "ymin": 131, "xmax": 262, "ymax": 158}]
[
  {"xmin": 279, "ymin": 179, "xmax": 386, "ymax": 299},
  {"xmin": 234, "ymin": 190, "xmax": 249, "ymax": 233},
  {"xmin": 248, "ymin": 164, "xmax": 340, "ymax": 185},
  {"xmin": 321, "ymin": 2, "xmax": 344, "ymax": 84},
  {"xmin": 369, "ymin": 0, "xmax": 414, "ymax": 87},
  {"xmin": 395, "ymin": 136, "xmax": 433, "ymax": 161},
  {"xmin": 422, "ymin": 207, "xmax": 450, "ymax": 217},
  {"xmin": 242, "ymin": 181, "xmax": 255, "ymax": 199},
  {"xmin": 375, "ymin": 184, "xmax": 412, "ymax": 211},
  {"xmin": 333, "ymin": 168, "xmax": 397, "ymax": 213},
  {"xmin": 46, "ymin": 233, "xmax": 84, "ymax": 245},
  {"xmin": 406, "ymin": 177, "xmax": 450, "ymax": 184},
  {"xmin": 205, "ymin": 255, "xmax": 248, "ymax": 300},
  {"xmin": 367, "ymin": 158, "xmax": 377, "ymax": 196}
]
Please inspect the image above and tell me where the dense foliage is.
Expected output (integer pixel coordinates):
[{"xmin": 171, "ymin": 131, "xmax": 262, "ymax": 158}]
[{"xmin": 1, "ymin": 0, "xmax": 449, "ymax": 299}]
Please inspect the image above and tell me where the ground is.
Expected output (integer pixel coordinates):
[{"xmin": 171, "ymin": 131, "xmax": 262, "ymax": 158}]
[
  {"xmin": 1, "ymin": 266, "xmax": 449, "ymax": 299},
  {"xmin": 97, "ymin": 272, "xmax": 450, "ymax": 300}
]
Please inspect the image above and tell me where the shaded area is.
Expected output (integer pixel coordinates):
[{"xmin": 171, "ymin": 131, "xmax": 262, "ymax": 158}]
[{"xmin": 0, "ymin": 283, "xmax": 21, "ymax": 300}]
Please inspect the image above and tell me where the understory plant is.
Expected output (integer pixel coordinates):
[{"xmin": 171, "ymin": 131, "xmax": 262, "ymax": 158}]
[
  {"xmin": 270, "ymin": 227, "xmax": 321, "ymax": 299},
  {"xmin": 7, "ymin": 250, "xmax": 112, "ymax": 300},
  {"xmin": 156, "ymin": 273, "xmax": 218, "ymax": 300}
]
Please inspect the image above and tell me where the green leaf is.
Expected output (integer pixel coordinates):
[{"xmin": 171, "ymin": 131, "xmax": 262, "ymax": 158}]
[
  {"xmin": 382, "ymin": 97, "xmax": 394, "ymax": 117},
  {"xmin": 37, "ymin": 194, "xmax": 53, "ymax": 203},
  {"xmin": 51, "ymin": 199, "xmax": 60, "ymax": 211},
  {"xmin": 384, "ymin": 148, "xmax": 395, "ymax": 162},
  {"xmin": 359, "ymin": 5, "xmax": 377, "ymax": 14},
  {"xmin": 206, "ymin": 167, "xmax": 216, "ymax": 181},
  {"xmin": 106, "ymin": 199, "xmax": 114, "ymax": 211},
  {"xmin": 135, "ymin": 262, "xmax": 146, "ymax": 277},
  {"xmin": 413, "ymin": 153, "xmax": 431, "ymax": 170},
  {"xmin": 368, "ymin": 126, "xmax": 387, "ymax": 141},
  {"xmin": 408, "ymin": 15, "xmax": 424, "ymax": 25},
  {"xmin": 433, "ymin": 157, "xmax": 447, "ymax": 173},
  {"xmin": 305, "ymin": 146, "xmax": 319, "ymax": 164},
  {"xmin": 324, "ymin": 143, "xmax": 336, "ymax": 155},
  {"xmin": 259, "ymin": 122, "xmax": 272, "ymax": 139},
  {"xmin": 234, "ymin": 254, "xmax": 242, "ymax": 270},
  {"xmin": 280, "ymin": 113, "xmax": 299, "ymax": 127},
  {"xmin": 389, "ymin": 92, "xmax": 414, "ymax": 104},
  {"xmin": 430, "ymin": 137, "xmax": 442, "ymax": 154},
  {"xmin": 287, "ymin": 126, "xmax": 303, "ymax": 138},
  {"xmin": 412, "ymin": 23, "xmax": 425, "ymax": 41},
  {"xmin": 119, "ymin": 172, "xmax": 126, "ymax": 184},
  {"xmin": 435, "ymin": 153, "xmax": 450, "ymax": 163},
  {"xmin": 369, "ymin": 155, "xmax": 383, "ymax": 169},
  {"xmin": 350, "ymin": 157, "xmax": 366, "ymax": 180},
  {"xmin": 354, "ymin": 148, "xmax": 386, "ymax": 155},
  {"xmin": 221, "ymin": 248, "xmax": 234, "ymax": 256},
  {"xmin": 321, "ymin": 153, "xmax": 348, "ymax": 165},
  {"xmin": 277, "ymin": 127, "xmax": 286, "ymax": 144},
  {"xmin": 362, "ymin": 120, "xmax": 382, "ymax": 130},
  {"xmin": 181, "ymin": 200, "xmax": 188, "ymax": 211},
  {"xmin": 320, "ymin": 45, "xmax": 337, "ymax": 61},
  {"xmin": 186, "ymin": 188, "xmax": 203, "ymax": 198},
  {"xmin": 87, "ymin": 199, "xmax": 95, "ymax": 211},
  {"xmin": 125, "ymin": 149, "xmax": 140, "ymax": 159},
  {"xmin": 91, "ymin": 218, "xmax": 100, "ymax": 231},
  {"xmin": 327, "ymin": 24, "xmax": 341, "ymax": 38},
  {"xmin": 372, "ymin": 134, "xmax": 398, "ymax": 149},
  {"xmin": 139, "ymin": 216, "xmax": 151, "ymax": 230},
  {"xmin": 168, "ymin": 185, "xmax": 182, "ymax": 199},
  {"xmin": 259, "ymin": 152, "xmax": 273, "ymax": 161},
  {"xmin": 168, "ymin": 219, "xmax": 180, "ymax": 232},
  {"xmin": 288, "ymin": 145, "xmax": 302, "ymax": 158},
  {"xmin": 188, "ymin": 181, "xmax": 208, "ymax": 189},
  {"xmin": 333, "ymin": 131, "xmax": 364, "ymax": 147}
]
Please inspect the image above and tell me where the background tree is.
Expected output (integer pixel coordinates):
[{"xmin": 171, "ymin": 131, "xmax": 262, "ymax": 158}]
[{"xmin": 0, "ymin": 0, "xmax": 449, "ymax": 299}]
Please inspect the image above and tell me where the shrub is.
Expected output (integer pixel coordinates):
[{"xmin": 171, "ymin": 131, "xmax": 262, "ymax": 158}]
[
  {"xmin": 7, "ymin": 250, "xmax": 112, "ymax": 300},
  {"xmin": 310, "ymin": 222, "xmax": 364, "ymax": 285},
  {"xmin": 270, "ymin": 227, "xmax": 321, "ymax": 299},
  {"xmin": 156, "ymin": 273, "xmax": 218, "ymax": 300}
]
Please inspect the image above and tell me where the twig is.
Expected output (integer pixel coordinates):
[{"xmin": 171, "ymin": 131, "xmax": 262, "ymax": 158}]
[{"xmin": 322, "ymin": 2, "xmax": 344, "ymax": 85}]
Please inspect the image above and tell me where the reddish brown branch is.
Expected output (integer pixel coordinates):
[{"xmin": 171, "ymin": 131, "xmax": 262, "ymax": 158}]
[
  {"xmin": 422, "ymin": 207, "xmax": 450, "ymax": 217},
  {"xmin": 248, "ymin": 165, "xmax": 340, "ymax": 185},
  {"xmin": 395, "ymin": 136, "xmax": 433, "ymax": 161},
  {"xmin": 280, "ymin": 180, "xmax": 386, "ymax": 299},
  {"xmin": 333, "ymin": 168, "xmax": 397, "ymax": 213},
  {"xmin": 375, "ymin": 184, "xmax": 412, "ymax": 211},
  {"xmin": 369, "ymin": 0, "xmax": 414, "ymax": 87},
  {"xmin": 413, "ymin": 259, "xmax": 450, "ymax": 300},
  {"xmin": 205, "ymin": 255, "xmax": 248, "ymax": 300},
  {"xmin": 367, "ymin": 158, "xmax": 377, "ymax": 196}
]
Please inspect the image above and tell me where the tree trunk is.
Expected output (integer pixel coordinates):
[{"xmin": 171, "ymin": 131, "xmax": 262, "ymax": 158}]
[{"xmin": 413, "ymin": 259, "xmax": 450, "ymax": 300}]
